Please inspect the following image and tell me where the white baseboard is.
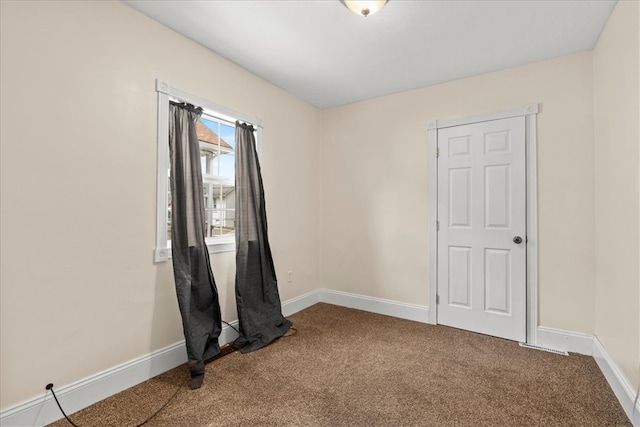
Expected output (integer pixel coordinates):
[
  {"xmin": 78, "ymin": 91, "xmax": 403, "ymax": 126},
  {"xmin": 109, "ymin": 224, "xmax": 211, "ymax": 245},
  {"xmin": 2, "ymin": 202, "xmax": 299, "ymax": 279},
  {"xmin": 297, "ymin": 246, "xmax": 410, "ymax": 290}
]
[
  {"xmin": 535, "ymin": 326, "xmax": 594, "ymax": 355},
  {"xmin": 0, "ymin": 341, "xmax": 188, "ymax": 427},
  {"xmin": 282, "ymin": 289, "xmax": 321, "ymax": 317},
  {"xmin": 593, "ymin": 337, "xmax": 640, "ymax": 426},
  {"xmin": 534, "ymin": 327, "xmax": 638, "ymax": 425},
  {"xmin": 3, "ymin": 290, "xmax": 635, "ymax": 426},
  {"xmin": 0, "ymin": 318, "xmax": 252, "ymax": 426},
  {"xmin": 319, "ymin": 288, "xmax": 430, "ymax": 323},
  {"xmin": 0, "ymin": 289, "xmax": 322, "ymax": 427}
]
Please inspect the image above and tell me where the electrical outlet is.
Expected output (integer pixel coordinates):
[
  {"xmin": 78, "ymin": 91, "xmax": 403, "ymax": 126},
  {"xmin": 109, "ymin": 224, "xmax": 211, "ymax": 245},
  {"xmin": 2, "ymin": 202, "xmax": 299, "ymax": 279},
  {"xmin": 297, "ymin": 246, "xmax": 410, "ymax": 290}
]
[{"xmin": 287, "ymin": 271, "xmax": 293, "ymax": 283}]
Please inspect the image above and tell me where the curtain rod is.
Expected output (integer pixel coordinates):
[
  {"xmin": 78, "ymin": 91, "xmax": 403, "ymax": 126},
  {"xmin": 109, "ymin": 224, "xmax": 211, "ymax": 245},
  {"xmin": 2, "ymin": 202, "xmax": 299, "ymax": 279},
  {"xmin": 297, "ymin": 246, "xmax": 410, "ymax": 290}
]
[
  {"xmin": 157, "ymin": 79, "xmax": 263, "ymax": 129},
  {"xmin": 170, "ymin": 100, "xmax": 238, "ymax": 128}
]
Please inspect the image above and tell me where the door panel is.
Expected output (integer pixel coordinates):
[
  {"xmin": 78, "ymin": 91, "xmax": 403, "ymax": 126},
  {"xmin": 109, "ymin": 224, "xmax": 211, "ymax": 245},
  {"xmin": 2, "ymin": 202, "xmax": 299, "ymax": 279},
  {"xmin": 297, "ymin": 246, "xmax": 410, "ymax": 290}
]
[
  {"xmin": 484, "ymin": 248, "xmax": 510, "ymax": 314},
  {"xmin": 449, "ymin": 168, "xmax": 472, "ymax": 227},
  {"xmin": 437, "ymin": 116, "xmax": 526, "ymax": 342},
  {"xmin": 485, "ymin": 165, "xmax": 510, "ymax": 228},
  {"xmin": 449, "ymin": 246, "xmax": 471, "ymax": 307}
]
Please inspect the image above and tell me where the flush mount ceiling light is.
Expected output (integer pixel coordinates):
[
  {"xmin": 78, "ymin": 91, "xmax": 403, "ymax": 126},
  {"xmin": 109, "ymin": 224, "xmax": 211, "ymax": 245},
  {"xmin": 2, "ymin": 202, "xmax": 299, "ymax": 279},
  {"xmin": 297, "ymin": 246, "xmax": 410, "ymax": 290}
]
[{"xmin": 342, "ymin": 0, "xmax": 388, "ymax": 17}]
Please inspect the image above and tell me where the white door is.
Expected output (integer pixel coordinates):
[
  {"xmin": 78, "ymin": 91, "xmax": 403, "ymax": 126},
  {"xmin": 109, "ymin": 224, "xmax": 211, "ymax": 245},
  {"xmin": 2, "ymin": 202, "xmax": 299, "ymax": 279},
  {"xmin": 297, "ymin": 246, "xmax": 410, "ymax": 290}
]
[{"xmin": 437, "ymin": 116, "xmax": 526, "ymax": 342}]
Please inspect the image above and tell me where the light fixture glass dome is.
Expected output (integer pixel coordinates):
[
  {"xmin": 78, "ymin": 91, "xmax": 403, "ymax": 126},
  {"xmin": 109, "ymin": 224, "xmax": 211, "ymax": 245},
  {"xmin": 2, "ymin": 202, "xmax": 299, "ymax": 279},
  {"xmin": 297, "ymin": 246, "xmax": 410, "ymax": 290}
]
[{"xmin": 342, "ymin": 0, "xmax": 388, "ymax": 17}]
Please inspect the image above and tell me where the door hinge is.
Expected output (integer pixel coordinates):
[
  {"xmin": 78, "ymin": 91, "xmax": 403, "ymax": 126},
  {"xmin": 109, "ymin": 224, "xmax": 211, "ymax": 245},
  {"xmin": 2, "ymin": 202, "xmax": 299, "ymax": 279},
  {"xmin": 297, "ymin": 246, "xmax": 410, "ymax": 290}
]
[
  {"xmin": 436, "ymin": 220, "xmax": 440, "ymax": 231},
  {"xmin": 436, "ymin": 294, "xmax": 440, "ymax": 305},
  {"xmin": 436, "ymin": 147, "xmax": 440, "ymax": 158}
]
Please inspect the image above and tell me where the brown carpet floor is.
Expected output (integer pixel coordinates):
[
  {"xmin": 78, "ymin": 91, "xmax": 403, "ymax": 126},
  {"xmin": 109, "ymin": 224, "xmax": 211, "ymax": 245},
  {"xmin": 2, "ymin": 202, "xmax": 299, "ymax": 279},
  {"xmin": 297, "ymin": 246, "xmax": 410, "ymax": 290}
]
[{"xmin": 49, "ymin": 303, "xmax": 630, "ymax": 427}]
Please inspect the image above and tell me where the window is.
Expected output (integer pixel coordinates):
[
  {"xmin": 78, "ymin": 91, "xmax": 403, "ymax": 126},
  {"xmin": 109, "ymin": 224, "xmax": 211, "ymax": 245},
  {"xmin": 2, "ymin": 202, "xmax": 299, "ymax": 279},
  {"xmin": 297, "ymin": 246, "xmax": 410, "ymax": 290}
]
[
  {"xmin": 155, "ymin": 80, "xmax": 262, "ymax": 262},
  {"xmin": 199, "ymin": 117, "xmax": 236, "ymax": 240},
  {"xmin": 167, "ymin": 117, "xmax": 237, "ymax": 245}
]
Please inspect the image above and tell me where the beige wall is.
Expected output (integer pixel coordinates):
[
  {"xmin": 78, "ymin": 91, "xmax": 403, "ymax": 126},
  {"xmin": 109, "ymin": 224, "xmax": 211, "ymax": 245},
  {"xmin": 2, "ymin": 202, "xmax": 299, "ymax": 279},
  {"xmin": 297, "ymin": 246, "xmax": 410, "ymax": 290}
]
[
  {"xmin": 593, "ymin": 0, "xmax": 640, "ymax": 394},
  {"xmin": 0, "ymin": 1, "xmax": 320, "ymax": 409},
  {"xmin": 2, "ymin": 0, "xmax": 638, "ymax": 416},
  {"xmin": 321, "ymin": 52, "xmax": 596, "ymax": 334}
]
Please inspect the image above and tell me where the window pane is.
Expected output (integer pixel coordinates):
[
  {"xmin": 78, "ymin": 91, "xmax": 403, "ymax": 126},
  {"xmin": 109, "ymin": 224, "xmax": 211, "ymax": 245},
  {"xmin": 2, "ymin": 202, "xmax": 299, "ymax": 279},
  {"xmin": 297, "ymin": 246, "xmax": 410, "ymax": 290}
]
[
  {"xmin": 204, "ymin": 207, "xmax": 214, "ymax": 238},
  {"xmin": 200, "ymin": 147, "xmax": 217, "ymax": 175},
  {"xmin": 211, "ymin": 209, "xmax": 235, "ymax": 236},
  {"xmin": 219, "ymin": 153, "xmax": 235, "ymax": 178},
  {"xmin": 219, "ymin": 123, "xmax": 235, "ymax": 150},
  {"xmin": 167, "ymin": 115, "xmax": 237, "ymax": 246}
]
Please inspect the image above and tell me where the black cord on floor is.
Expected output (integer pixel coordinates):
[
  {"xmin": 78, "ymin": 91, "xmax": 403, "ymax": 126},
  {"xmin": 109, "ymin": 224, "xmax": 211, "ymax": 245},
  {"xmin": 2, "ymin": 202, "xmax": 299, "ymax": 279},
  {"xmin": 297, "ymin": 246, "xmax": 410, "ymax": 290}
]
[
  {"xmin": 135, "ymin": 384, "xmax": 181, "ymax": 427},
  {"xmin": 49, "ymin": 322, "xmax": 295, "ymax": 426},
  {"xmin": 47, "ymin": 382, "xmax": 181, "ymax": 427},
  {"xmin": 46, "ymin": 384, "xmax": 79, "ymax": 427},
  {"xmin": 222, "ymin": 320, "xmax": 240, "ymax": 334},
  {"xmin": 221, "ymin": 320, "xmax": 298, "ymax": 339},
  {"xmin": 283, "ymin": 326, "xmax": 298, "ymax": 337},
  {"xmin": 222, "ymin": 320, "xmax": 243, "ymax": 349}
]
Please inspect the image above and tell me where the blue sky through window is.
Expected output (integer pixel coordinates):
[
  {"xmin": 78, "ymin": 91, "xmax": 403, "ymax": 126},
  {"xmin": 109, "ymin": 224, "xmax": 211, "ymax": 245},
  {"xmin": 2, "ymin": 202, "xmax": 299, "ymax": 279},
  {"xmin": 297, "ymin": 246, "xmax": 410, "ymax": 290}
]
[{"xmin": 200, "ymin": 117, "xmax": 235, "ymax": 178}]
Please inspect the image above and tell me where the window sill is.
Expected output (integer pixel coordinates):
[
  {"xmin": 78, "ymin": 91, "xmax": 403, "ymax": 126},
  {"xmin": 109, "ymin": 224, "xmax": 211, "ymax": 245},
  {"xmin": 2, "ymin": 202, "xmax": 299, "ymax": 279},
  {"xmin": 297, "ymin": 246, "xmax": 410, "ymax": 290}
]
[
  {"xmin": 207, "ymin": 240, "xmax": 235, "ymax": 254},
  {"xmin": 154, "ymin": 240, "xmax": 235, "ymax": 263}
]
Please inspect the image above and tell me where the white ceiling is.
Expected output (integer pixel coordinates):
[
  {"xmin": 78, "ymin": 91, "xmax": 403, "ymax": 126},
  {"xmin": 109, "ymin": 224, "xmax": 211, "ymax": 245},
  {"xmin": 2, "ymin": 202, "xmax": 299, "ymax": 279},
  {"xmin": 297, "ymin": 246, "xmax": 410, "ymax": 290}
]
[{"xmin": 123, "ymin": 0, "xmax": 616, "ymax": 109}]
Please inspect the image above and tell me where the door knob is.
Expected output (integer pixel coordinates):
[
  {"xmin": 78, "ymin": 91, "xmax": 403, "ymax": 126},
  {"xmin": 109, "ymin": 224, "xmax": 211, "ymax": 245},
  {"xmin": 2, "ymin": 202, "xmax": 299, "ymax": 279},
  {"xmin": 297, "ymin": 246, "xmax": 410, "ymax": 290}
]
[{"xmin": 513, "ymin": 236, "xmax": 523, "ymax": 244}]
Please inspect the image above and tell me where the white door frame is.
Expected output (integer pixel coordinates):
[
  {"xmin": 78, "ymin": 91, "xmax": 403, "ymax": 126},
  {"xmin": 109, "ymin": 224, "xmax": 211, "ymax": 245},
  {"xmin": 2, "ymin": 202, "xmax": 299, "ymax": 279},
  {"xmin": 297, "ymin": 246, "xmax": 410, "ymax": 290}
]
[{"xmin": 428, "ymin": 104, "xmax": 539, "ymax": 345}]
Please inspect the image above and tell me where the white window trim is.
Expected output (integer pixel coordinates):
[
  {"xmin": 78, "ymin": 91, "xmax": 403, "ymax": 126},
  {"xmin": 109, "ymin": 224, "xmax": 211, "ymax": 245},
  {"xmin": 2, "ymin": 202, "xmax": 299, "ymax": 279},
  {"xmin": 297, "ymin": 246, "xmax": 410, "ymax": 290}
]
[{"xmin": 154, "ymin": 79, "xmax": 263, "ymax": 263}]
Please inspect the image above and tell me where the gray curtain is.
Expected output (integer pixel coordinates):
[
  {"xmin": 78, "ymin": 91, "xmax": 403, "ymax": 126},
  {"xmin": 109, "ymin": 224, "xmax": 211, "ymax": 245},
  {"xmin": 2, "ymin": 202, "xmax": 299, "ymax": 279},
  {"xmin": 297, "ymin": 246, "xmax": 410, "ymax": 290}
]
[
  {"xmin": 235, "ymin": 121, "xmax": 291, "ymax": 353},
  {"xmin": 169, "ymin": 102, "xmax": 222, "ymax": 389}
]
